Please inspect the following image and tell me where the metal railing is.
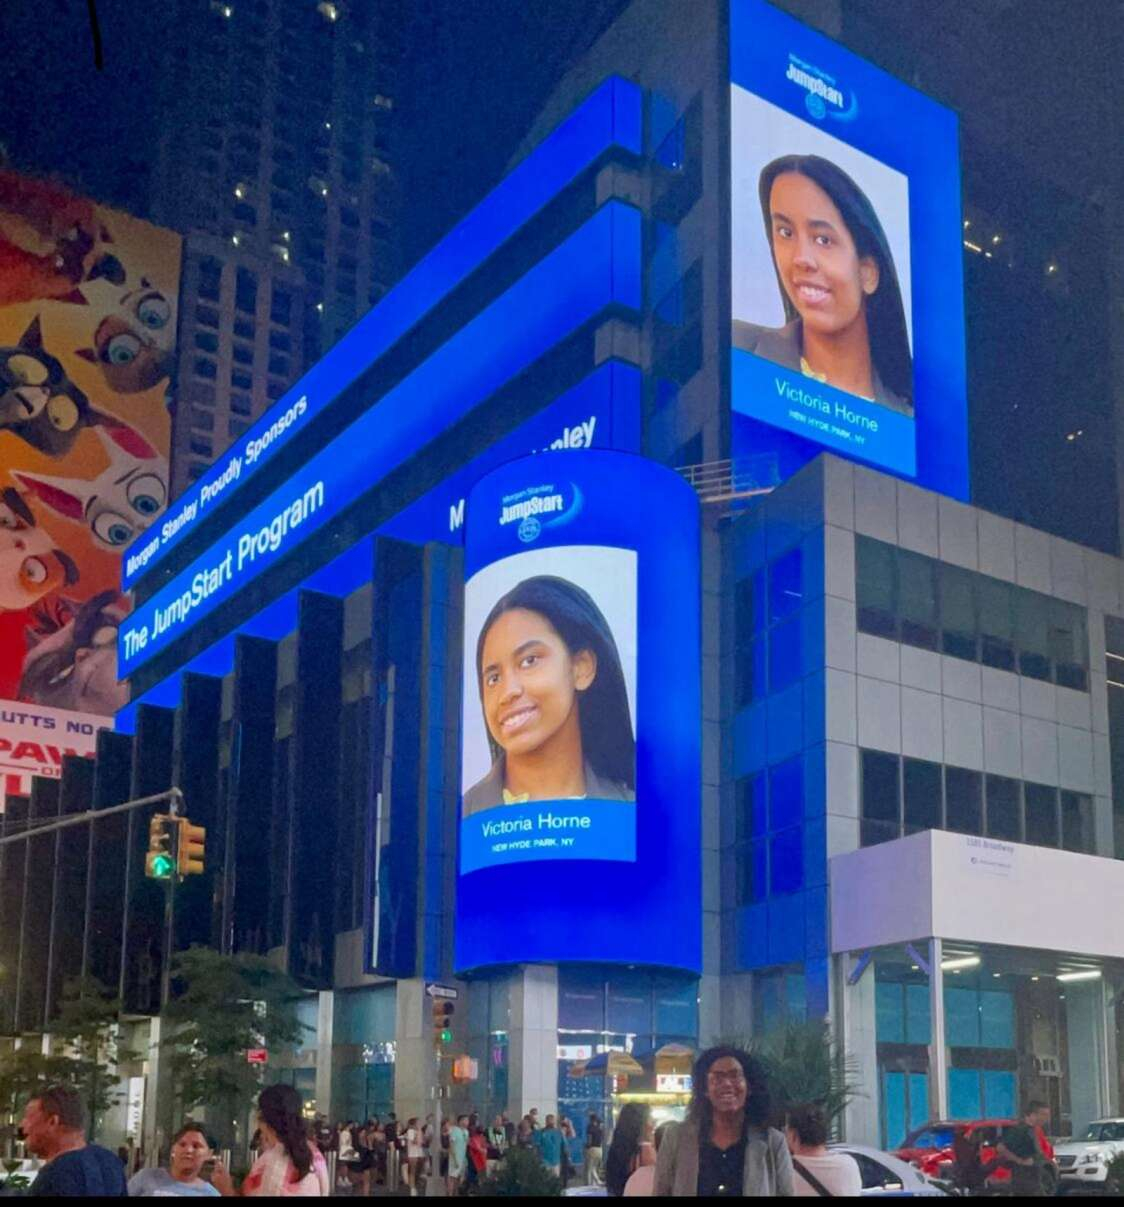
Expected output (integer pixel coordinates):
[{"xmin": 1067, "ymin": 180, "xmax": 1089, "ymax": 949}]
[{"xmin": 676, "ymin": 455, "xmax": 780, "ymax": 507}]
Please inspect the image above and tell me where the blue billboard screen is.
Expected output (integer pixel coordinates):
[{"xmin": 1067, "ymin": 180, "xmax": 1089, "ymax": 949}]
[
  {"xmin": 456, "ymin": 450, "xmax": 701, "ymax": 973},
  {"xmin": 119, "ymin": 202, "xmax": 641, "ymax": 678},
  {"xmin": 730, "ymin": 0, "xmax": 967, "ymax": 496}
]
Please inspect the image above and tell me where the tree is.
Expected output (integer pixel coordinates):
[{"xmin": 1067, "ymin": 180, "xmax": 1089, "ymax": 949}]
[
  {"xmin": 0, "ymin": 977, "xmax": 131, "ymax": 1148},
  {"xmin": 468, "ymin": 1147, "xmax": 561, "ymax": 1197},
  {"xmin": 724, "ymin": 1018, "xmax": 862, "ymax": 1131},
  {"xmin": 161, "ymin": 947, "xmax": 311, "ymax": 1153}
]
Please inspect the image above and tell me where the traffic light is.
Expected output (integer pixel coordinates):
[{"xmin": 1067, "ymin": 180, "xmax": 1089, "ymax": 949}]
[
  {"xmin": 177, "ymin": 820, "xmax": 206, "ymax": 877},
  {"xmin": 433, "ymin": 1000, "xmax": 454, "ymax": 1045},
  {"xmin": 145, "ymin": 814, "xmax": 178, "ymax": 880}
]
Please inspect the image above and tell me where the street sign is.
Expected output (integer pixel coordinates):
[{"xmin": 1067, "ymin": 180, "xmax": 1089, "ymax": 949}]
[
  {"xmin": 246, "ymin": 1049, "xmax": 268, "ymax": 1064},
  {"xmin": 425, "ymin": 982, "xmax": 458, "ymax": 1000}
]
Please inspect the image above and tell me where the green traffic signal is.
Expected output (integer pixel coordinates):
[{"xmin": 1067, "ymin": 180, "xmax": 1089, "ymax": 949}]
[
  {"xmin": 149, "ymin": 852, "xmax": 176, "ymax": 879},
  {"xmin": 440, "ymin": 1028, "xmax": 453, "ymax": 1044}
]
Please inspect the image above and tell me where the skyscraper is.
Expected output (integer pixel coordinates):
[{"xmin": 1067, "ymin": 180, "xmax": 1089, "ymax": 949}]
[{"xmin": 148, "ymin": 0, "xmax": 400, "ymax": 494}]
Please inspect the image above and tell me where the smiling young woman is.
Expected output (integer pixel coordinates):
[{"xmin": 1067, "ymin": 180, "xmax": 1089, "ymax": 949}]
[
  {"xmin": 463, "ymin": 574, "xmax": 635, "ymax": 816},
  {"xmin": 733, "ymin": 153, "xmax": 913, "ymax": 416}
]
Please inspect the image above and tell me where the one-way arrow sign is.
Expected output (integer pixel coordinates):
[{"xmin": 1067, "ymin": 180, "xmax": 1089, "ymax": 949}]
[{"xmin": 425, "ymin": 982, "xmax": 458, "ymax": 1001}]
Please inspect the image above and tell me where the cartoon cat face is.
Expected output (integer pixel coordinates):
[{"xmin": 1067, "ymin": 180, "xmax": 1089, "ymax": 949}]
[
  {"xmin": 76, "ymin": 277, "xmax": 174, "ymax": 394},
  {"xmin": 20, "ymin": 588, "xmax": 127, "ymax": 713},
  {"xmin": 0, "ymin": 316, "xmax": 112, "ymax": 457},
  {"xmin": 15, "ymin": 422, "xmax": 168, "ymax": 550},
  {"xmin": 0, "ymin": 486, "xmax": 79, "ymax": 612}
]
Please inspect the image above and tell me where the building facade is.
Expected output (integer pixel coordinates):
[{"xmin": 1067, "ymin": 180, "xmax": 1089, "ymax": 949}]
[{"xmin": 1, "ymin": 0, "xmax": 1121, "ymax": 1164}]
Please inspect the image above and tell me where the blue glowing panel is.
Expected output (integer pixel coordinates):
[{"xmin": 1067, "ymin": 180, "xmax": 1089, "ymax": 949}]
[
  {"xmin": 456, "ymin": 449, "xmax": 701, "ymax": 973},
  {"xmin": 729, "ymin": 0, "xmax": 967, "ymax": 496},
  {"xmin": 119, "ymin": 202, "xmax": 642, "ymax": 678},
  {"xmin": 123, "ymin": 77, "xmax": 642, "ymax": 590}
]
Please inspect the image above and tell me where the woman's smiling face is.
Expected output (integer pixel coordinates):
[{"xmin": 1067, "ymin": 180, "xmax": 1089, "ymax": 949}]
[
  {"xmin": 480, "ymin": 607, "xmax": 595, "ymax": 758},
  {"xmin": 768, "ymin": 171, "xmax": 878, "ymax": 339}
]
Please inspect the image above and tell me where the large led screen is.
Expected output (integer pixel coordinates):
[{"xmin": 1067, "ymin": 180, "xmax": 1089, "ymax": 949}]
[
  {"xmin": 461, "ymin": 543, "xmax": 638, "ymax": 872},
  {"xmin": 730, "ymin": 0, "xmax": 967, "ymax": 496},
  {"xmin": 456, "ymin": 449, "xmax": 701, "ymax": 973}
]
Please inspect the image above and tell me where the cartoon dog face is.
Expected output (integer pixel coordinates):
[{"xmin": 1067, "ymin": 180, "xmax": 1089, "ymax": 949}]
[
  {"xmin": 76, "ymin": 277, "xmax": 174, "ymax": 394},
  {"xmin": 0, "ymin": 486, "xmax": 79, "ymax": 612},
  {"xmin": 15, "ymin": 422, "xmax": 168, "ymax": 550}
]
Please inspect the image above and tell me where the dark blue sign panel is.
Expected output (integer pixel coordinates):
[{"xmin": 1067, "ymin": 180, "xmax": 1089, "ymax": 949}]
[
  {"xmin": 730, "ymin": 0, "xmax": 967, "ymax": 497},
  {"xmin": 122, "ymin": 76, "xmax": 642, "ymax": 590},
  {"xmin": 456, "ymin": 450, "xmax": 701, "ymax": 973},
  {"xmin": 119, "ymin": 201, "xmax": 642, "ymax": 678}
]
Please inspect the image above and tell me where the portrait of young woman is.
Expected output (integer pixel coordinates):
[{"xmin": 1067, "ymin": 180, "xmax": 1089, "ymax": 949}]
[
  {"xmin": 462, "ymin": 573, "xmax": 635, "ymax": 817},
  {"xmin": 733, "ymin": 152, "xmax": 914, "ymax": 416}
]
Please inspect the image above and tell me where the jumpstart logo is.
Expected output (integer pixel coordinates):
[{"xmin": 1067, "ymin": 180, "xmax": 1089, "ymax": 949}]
[
  {"xmin": 785, "ymin": 53, "xmax": 855, "ymax": 121},
  {"xmin": 498, "ymin": 481, "xmax": 583, "ymax": 543}
]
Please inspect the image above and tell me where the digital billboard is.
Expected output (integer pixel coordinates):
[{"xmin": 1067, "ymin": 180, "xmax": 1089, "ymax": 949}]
[
  {"xmin": 0, "ymin": 171, "xmax": 180, "ymax": 717},
  {"xmin": 456, "ymin": 449, "xmax": 701, "ymax": 973},
  {"xmin": 730, "ymin": 0, "xmax": 967, "ymax": 495}
]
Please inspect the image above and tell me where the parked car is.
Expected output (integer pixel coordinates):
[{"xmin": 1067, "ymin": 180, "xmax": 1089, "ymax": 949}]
[
  {"xmin": 1053, "ymin": 1118, "xmax": 1124, "ymax": 1193},
  {"xmin": 895, "ymin": 1118, "xmax": 1057, "ymax": 1193},
  {"xmin": 832, "ymin": 1143, "xmax": 949, "ymax": 1196}
]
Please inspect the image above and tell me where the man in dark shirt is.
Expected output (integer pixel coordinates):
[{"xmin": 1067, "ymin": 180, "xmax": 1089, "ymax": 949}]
[
  {"xmin": 998, "ymin": 1101, "xmax": 1051, "ymax": 1196},
  {"xmin": 21, "ymin": 1083, "xmax": 127, "ymax": 1196}
]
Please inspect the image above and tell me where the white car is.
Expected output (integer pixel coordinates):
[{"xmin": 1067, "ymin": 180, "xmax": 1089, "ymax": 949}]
[
  {"xmin": 1054, "ymin": 1118, "xmax": 1124, "ymax": 1192},
  {"xmin": 830, "ymin": 1144, "xmax": 950, "ymax": 1196},
  {"xmin": 562, "ymin": 1144, "xmax": 947, "ymax": 1197}
]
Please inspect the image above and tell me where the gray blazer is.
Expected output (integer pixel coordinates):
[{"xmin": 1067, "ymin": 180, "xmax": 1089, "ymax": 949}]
[
  {"xmin": 462, "ymin": 756, "xmax": 633, "ymax": 817},
  {"xmin": 733, "ymin": 317, "xmax": 913, "ymax": 417},
  {"xmin": 654, "ymin": 1119, "xmax": 795, "ymax": 1197}
]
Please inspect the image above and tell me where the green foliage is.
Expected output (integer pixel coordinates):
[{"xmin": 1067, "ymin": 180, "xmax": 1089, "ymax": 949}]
[
  {"xmin": 161, "ymin": 947, "xmax": 311, "ymax": 1151},
  {"xmin": 723, "ymin": 1018, "xmax": 862, "ymax": 1130},
  {"xmin": 467, "ymin": 1147, "xmax": 562, "ymax": 1197},
  {"xmin": 0, "ymin": 976, "xmax": 131, "ymax": 1143}
]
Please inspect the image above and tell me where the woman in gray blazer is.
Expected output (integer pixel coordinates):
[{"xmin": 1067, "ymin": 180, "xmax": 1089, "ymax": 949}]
[{"xmin": 654, "ymin": 1047, "xmax": 794, "ymax": 1197}]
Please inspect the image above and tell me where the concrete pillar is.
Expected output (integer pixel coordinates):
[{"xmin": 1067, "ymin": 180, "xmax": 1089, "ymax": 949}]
[
  {"xmin": 507, "ymin": 965, "xmax": 558, "ymax": 1120},
  {"xmin": 717, "ymin": 972, "xmax": 752, "ymax": 1040},
  {"xmin": 315, "ymin": 990, "xmax": 334, "ymax": 1122},
  {"xmin": 836, "ymin": 954, "xmax": 879, "ymax": 1146},
  {"xmin": 394, "ymin": 979, "xmax": 430, "ymax": 1123},
  {"xmin": 142, "ymin": 1017, "xmax": 174, "ymax": 1162},
  {"xmin": 1065, "ymin": 977, "xmax": 1113, "ymax": 1134},
  {"xmin": 927, "ymin": 939, "xmax": 948, "ymax": 1122},
  {"xmin": 698, "ymin": 974, "xmax": 722, "ymax": 1046}
]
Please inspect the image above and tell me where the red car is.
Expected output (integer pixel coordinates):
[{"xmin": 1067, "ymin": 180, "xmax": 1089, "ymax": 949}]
[{"xmin": 894, "ymin": 1119, "xmax": 1055, "ymax": 1187}]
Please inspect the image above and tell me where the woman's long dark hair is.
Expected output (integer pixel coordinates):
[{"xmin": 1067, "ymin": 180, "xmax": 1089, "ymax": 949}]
[
  {"xmin": 758, "ymin": 154, "xmax": 913, "ymax": 406},
  {"xmin": 258, "ymin": 1083, "xmax": 312, "ymax": 1180},
  {"xmin": 475, "ymin": 575, "xmax": 635, "ymax": 790},
  {"xmin": 688, "ymin": 1047, "xmax": 772, "ymax": 1141},
  {"xmin": 604, "ymin": 1102, "xmax": 648, "ymax": 1196}
]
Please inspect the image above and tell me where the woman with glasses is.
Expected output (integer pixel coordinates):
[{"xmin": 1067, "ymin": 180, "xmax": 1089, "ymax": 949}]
[{"xmin": 655, "ymin": 1046, "xmax": 794, "ymax": 1196}]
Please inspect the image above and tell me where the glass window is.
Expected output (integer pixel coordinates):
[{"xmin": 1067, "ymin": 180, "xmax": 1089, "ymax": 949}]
[
  {"xmin": 1060, "ymin": 790, "xmax": 1095, "ymax": 853},
  {"xmin": 861, "ymin": 750, "xmax": 900, "ymax": 846},
  {"xmin": 857, "ymin": 537, "xmax": 897, "ymax": 639},
  {"xmin": 769, "ymin": 547, "xmax": 803, "ymax": 624},
  {"xmin": 898, "ymin": 549, "xmax": 938, "ymax": 650},
  {"xmin": 232, "ymin": 342, "xmax": 254, "ymax": 365},
  {"xmin": 194, "ymin": 330, "xmax": 219, "ymax": 353},
  {"xmin": 190, "ymin": 437, "xmax": 212, "ymax": 458},
  {"xmin": 876, "ymin": 981, "xmax": 905, "ymax": 1043},
  {"xmin": 978, "ymin": 577, "xmax": 1015, "ymax": 672},
  {"xmin": 945, "ymin": 767, "xmax": 983, "ymax": 835},
  {"xmin": 941, "ymin": 564, "xmax": 978, "ymax": 661},
  {"xmin": 738, "ymin": 841, "xmax": 767, "ymax": 905},
  {"xmin": 734, "ymin": 774, "xmax": 765, "ymax": 845},
  {"xmin": 198, "ymin": 256, "xmax": 222, "ymax": 301},
  {"xmin": 1015, "ymin": 590, "xmax": 1052, "ymax": 681},
  {"xmin": 234, "ymin": 317, "xmax": 255, "ymax": 340},
  {"xmin": 735, "ymin": 638, "xmax": 764, "ymax": 708},
  {"xmin": 196, "ymin": 304, "xmax": 220, "ymax": 328},
  {"xmin": 903, "ymin": 758, "xmax": 942, "ymax": 834},
  {"xmin": 235, "ymin": 266, "xmax": 258, "ymax": 314},
  {"xmin": 1051, "ymin": 601, "xmax": 1088, "ymax": 690},
  {"xmin": 558, "ymin": 971, "xmax": 604, "ymax": 1032},
  {"xmin": 193, "ymin": 356, "xmax": 217, "ymax": 380},
  {"xmin": 985, "ymin": 775, "xmax": 1021, "ymax": 841},
  {"xmin": 231, "ymin": 369, "xmax": 253, "ymax": 390},
  {"xmin": 231, "ymin": 393, "xmax": 252, "ymax": 416},
  {"xmin": 229, "ymin": 418, "xmax": 249, "ymax": 438},
  {"xmin": 1024, "ymin": 783, "xmax": 1059, "ymax": 847},
  {"xmin": 192, "ymin": 407, "xmax": 214, "ymax": 432},
  {"xmin": 769, "ymin": 827, "xmax": 803, "ymax": 895},
  {"xmin": 769, "ymin": 758, "xmax": 803, "ymax": 831},
  {"xmin": 269, "ymin": 354, "xmax": 289, "ymax": 377},
  {"xmin": 735, "ymin": 574, "xmax": 755, "ymax": 633},
  {"xmin": 769, "ymin": 617, "xmax": 802, "ymax": 694}
]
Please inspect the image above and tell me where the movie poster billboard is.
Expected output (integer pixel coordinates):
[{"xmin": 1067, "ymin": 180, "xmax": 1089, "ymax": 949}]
[{"xmin": 0, "ymin": 171, "xmax": 180, "ymax": 745}]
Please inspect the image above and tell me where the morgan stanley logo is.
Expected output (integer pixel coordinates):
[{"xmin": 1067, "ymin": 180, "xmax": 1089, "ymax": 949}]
[{"xmin": 785, "ymin": 54, "xmax": 855, "ymax": 122}]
